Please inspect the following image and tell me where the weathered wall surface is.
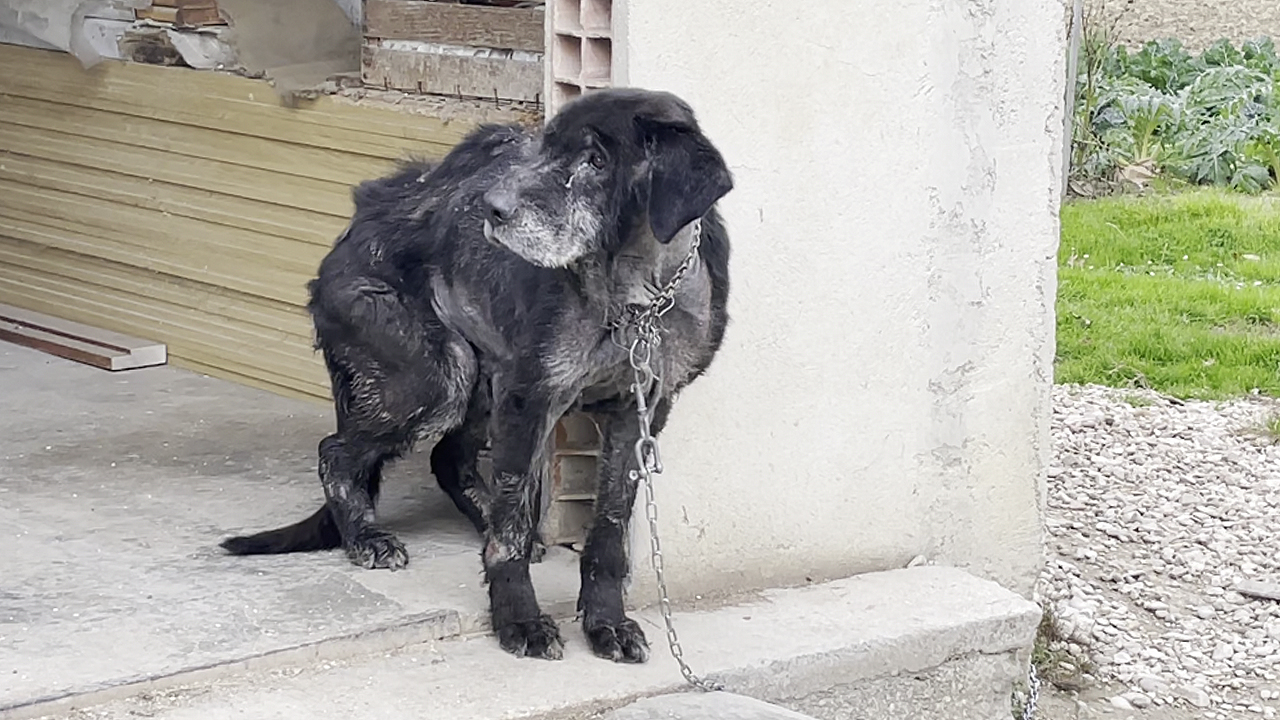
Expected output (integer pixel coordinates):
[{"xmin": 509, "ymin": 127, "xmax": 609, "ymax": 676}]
[
  {"xmin": 615, "ymin": 0, "xmax": 1064, "ymax": 601},
  {"xmin": 1094, "ymin": 0, "xmax": 1280, "ymax": 52}
]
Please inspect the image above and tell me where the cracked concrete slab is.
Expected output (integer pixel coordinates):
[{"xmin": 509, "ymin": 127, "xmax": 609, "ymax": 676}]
[
  {"xmin": 606, "ymin": 693, "xmax": 819, "ymax": 719},
  {"xmin": 1, "ymin": 341, "xmax": 1041, "ymax": 720},
  {"xmin": 0, "ymin": 341, "xmax": 580, "ymax": 713},
  {"xmin": 14, "ymin": 560, "xmax": 1040, "ymax": 720}
]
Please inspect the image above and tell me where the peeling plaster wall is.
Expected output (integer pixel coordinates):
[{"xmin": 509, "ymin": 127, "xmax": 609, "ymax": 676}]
[
  {"xmin": 0, "ymin": 0, "xmax": 136, "ymax": 66},
  {"xmin": 332, "ymin": 0, "xmax": 360, "ymax": 26},
  {"xmin": 615, "ymin": 0, "xmax": 1064, "ymax": 601}
]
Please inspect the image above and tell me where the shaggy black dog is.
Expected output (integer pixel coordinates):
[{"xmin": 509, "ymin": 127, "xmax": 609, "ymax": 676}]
[{"xmin": 221, "ymin": 88, "xmax": 734, "ymax": 663}]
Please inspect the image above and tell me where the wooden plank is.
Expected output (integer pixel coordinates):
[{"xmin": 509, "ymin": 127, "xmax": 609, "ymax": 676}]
[
  {"xmin": 0, "ymin": 203, "xmax": 315, "ymax": 307},
  {"xmin": 0, "ymin": 42, "xmax": 508, "ymax": 403},
  {"xmin": 0, "ymin": 323, "xmax": 129, "ymax": 370},
  {"xmin": 0, "ymin": 277, "xmax": 330, "ymax": 396},
  {"xmin": 0, "ymin": 152, "xmax": 347, "ymax": 247},
  {"xmin": 0, "ymin": 95, "xmax": 385, "ymax": 187},
  {"xmin": 363, "ymin": 42, "xmax": 543, "ymax": 102},
  {"xmin": 0, "ymin": 281, "xmax": 322, "ymax": 381},
  {"xmin": 363, "ymin": 0, "xmax": 545, "ymax": 52},
  {"xmin": 0, "ymin": 303, "xmax": 167, "ymax": 370},
  {"xmin": 0, "ymin": 73, "xmax": 458, "ymax": 161},
  {"xmin": 0, "ymin": 260, "xmax": 316, "ymax": 364},
  {"xmin": 0, "ymin": 241, "xmax": 315, "ymax": 346},
  {"xmin": 176, "ymin": 355, "xmax": 330, "ymax": 404},
  {"xmin": 136, "ymin": 5, "xmax": 225, "ymax": 26},
  {"xmin": 0, "ymin": 236, "xmax": 318, "ymax": 349},
  {"xmin": 0, "ymin": 124, "xmax": 358, "ymax": 218},
  {"xmin": 0, "ymin": 179, "xmax": 325, "ymax": 286},
  {"xmin": 0, "ymin": 43, "xmax": 496, "ymax": 149},
  {"xmin": 0, "ymin": 239, "xmax": 327, "ymax": 394},
  {"xmin": 151, "ymin": 0, "xmax": 218, "ymax": 8}
]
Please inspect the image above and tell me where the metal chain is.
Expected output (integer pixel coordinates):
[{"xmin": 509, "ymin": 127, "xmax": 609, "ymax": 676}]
[
  {"xmin": 612, "ymin": 219, "xmax": 722, "ymax": 693},
  {"xmin": 613, "ymin": 220, "xmax": 1044, "ymax": 707},
  {"xmin": 1021, "ymin": 662, "xmax": 1041, "ymax": 720}
]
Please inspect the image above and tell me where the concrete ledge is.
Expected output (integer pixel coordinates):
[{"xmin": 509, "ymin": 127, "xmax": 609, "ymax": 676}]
[
  {"xmin": 607, "ymin": 693, "xmax": 819, "ymax": 719},
  {"xmin": 19, "ymin": 566, "xmax": 1040, "ymax": 720}
]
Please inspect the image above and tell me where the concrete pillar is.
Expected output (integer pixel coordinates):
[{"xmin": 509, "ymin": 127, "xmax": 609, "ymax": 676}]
[{"xmin": 612, "ymin": 0, "xmax": 1064, "ymax": 604}]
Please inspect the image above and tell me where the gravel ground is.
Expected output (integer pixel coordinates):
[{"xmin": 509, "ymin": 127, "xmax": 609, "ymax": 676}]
[
  {"xmin": 1092, "ymin": 0, "xmax": 1280, "ymax": 53},
  {"xmin": 1035, "ymin": 384, "xmax": 1280, "ymax": 719}
]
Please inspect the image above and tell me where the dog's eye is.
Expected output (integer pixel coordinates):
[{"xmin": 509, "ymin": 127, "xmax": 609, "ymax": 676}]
[{"xmin": 586, "ymin": 151, "xmax": 606, "ymax": 170}]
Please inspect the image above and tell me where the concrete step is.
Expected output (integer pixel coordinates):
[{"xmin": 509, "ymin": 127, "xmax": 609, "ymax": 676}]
[
  {"xmin": 606, "ymin": 692, "xmax": 819, "ymax": 719},
  {"xmin": 21, "ymin": 566, "xmax": 1041, "ymax": 720}
]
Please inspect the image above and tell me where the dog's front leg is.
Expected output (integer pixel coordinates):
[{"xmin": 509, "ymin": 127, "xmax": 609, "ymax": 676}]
[
  {"xmin": 575, "ymin": 399, "xmax": 670, "ymax": 663},
  {"xmin": 484, "ymin": 385, "xmax": 565, "ymax": 660}
]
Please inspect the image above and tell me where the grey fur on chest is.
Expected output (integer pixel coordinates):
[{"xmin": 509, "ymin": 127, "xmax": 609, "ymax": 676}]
[
  {"xmin": 549, "ymin": 222, "xmax": 714, "ymax": 400},
  {"xmin": 429, "ymin": 219, "xmax": 714, "ymax": 405}
]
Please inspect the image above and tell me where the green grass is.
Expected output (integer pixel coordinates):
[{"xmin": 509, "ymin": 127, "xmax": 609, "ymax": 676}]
[{"xmin": 1057, "ymin": 189, "xmax": 1280, "ymax": 399}]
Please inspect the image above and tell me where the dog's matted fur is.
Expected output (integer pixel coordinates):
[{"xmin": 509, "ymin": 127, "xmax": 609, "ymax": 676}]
[{"xmin": 220, "ymin": 88, "xmax": 734, "ymax": 662}]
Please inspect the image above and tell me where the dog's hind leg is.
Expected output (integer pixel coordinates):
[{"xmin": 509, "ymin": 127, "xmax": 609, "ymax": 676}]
[
  {"xmin": 317, "ymin": 434, "xmax": 410, "ymax": 570},
  {"xmin": 431, "ymin": 382, "xmax": 490, "ymax": 535},
  {"xmin": 217, "ymin": 434, "xmax": 395, "ymax": 560},
  {"xmin": 575, "ymin": 399, "xmax": 672, "ymax": 663}
]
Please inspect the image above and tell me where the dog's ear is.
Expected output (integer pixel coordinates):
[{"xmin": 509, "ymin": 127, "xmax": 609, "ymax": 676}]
[{"xmin": 636, "ymin": 110, "xmax": 734, "ymax": 244}]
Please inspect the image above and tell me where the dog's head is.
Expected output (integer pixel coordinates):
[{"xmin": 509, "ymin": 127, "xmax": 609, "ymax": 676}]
[{"xmin": 481, "ymin": 88, "xmax": 734, "ymax": 268}]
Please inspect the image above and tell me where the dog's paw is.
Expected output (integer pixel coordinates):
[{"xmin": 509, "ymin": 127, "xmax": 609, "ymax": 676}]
[
  {"xmin": 585, "ymin": 617, "xmax": 650, "ymax": 663},
  {"xmin": 496, "ymin": 614, "xmax": 564, "ymax": 660},
  {"xmin": 346, "ymin": 529, "xmax": 409, "ymax": 570}
]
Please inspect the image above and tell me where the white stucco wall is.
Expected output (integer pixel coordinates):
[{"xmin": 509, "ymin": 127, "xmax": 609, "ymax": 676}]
[{"xmin": 615, "ymin": 0, "xmax": 1065, "ymax": 601}]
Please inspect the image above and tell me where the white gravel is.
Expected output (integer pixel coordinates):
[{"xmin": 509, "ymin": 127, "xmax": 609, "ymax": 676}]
[{"xmin": 1037, "ymin": 384, "xmax": 1280, "ymax": 717}]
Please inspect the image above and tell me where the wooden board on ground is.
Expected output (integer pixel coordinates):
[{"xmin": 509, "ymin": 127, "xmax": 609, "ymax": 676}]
[
  {"xmin": 363, "ymin": 0, "xmax": 544, "ymax": 51},
  {"xmin": 135, "ymin": 4, "xmax": 226, "ymax": 26},
  {"xmin": 362, "ymin": 41, "xmax": 543, "ymax": 102},
  {"xmin": 0, "ymin": 303, "xmax": 166, "ymax": 371}
]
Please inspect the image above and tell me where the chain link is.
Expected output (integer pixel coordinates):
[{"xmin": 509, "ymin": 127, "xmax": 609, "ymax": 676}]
[
  {"xmin": 611, "ymin": 219, "xmax": 722, "ymax": 693},
  {"xmin": 1021, "ymin": 662, "xmax": 1041, "ymax": 720}
]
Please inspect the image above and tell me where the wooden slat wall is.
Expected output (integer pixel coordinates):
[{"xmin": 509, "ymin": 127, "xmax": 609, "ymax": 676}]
[{"xmin": 0, "ymin": 44, "xmax": 483, "ymax": 402}]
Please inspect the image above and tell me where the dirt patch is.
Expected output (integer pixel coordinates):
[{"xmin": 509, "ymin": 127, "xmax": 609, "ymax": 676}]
[{"xmin": 1091, "ymin": 0, "xmax": 1280, "ymax": 52}]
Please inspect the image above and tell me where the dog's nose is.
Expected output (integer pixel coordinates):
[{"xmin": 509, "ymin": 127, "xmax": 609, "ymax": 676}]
[{"xmin": 483, "ymin": 189, "xmax": 518, "ymax": 226}]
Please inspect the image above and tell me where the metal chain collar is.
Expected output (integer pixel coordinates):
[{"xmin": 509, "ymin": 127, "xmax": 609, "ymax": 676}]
[
  {"xmin": 1021, "ymin": 662, "xmax": 1041, "ymax": 720},
  {"xmin": 611, "ymin": 218, "xmax": 722, "ymax": 693}
]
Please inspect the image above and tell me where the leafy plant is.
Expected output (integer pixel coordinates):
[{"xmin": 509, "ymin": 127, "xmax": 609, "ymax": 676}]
[
  {"xmin": 1242, "ymin": 37, "xmax": 1280, "ymax": 74},
  {"xmin": 1095, "ymin": 77, "xmax": 1179, "ymax": 165},
  {"xmin": 1201, "ymin": 38, "xmax": 1246, "ymax": 70},
  {"xmin": 1070, "ymin": 31, "xmax": 1280, "ymax": 194},
  {"xmin": 1122, "ymin": 38, "xmax": 1200, "ymax": 93},
  {"xmin": 1245, "ymin": 125, "xmax": 1280, "ymax": 185},
  {"xmin": 1070, "ymin": 1, "xmax": 1131, "ymax": 186}
]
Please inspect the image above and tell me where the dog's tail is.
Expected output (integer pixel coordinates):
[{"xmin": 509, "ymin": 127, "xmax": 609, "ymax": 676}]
[{"xmin": 219, "ymin": 505, "xmax": 341, "ymax": 556}]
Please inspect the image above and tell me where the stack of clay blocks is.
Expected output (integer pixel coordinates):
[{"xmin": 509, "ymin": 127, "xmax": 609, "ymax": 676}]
[{"xmin": 546, "ymin": 0, "xmax": 613, "ymax": 115}]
